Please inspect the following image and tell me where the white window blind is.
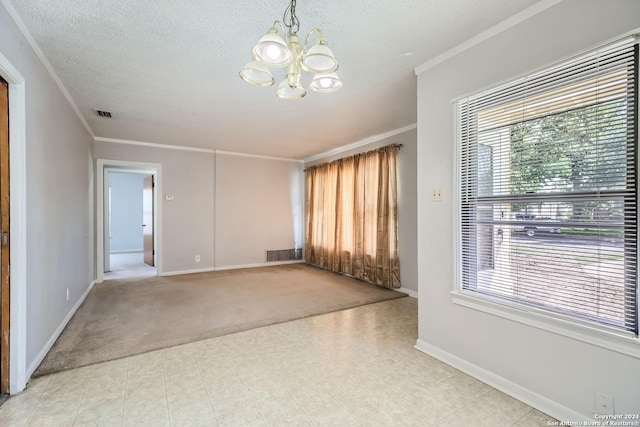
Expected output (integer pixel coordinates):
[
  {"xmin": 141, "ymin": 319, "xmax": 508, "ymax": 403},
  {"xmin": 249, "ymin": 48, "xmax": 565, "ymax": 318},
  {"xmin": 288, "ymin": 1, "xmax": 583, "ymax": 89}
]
[{"xmin": 458, "ymin": 37, "xmax": 638, "ymax": 336}]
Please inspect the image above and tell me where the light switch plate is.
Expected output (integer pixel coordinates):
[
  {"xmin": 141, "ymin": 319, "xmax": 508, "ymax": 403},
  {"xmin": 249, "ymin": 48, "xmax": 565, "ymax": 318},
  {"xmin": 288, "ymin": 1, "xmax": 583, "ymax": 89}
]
[{"xmin": 165, "ymin": 194, "xmax": 174, "ymax": 201}]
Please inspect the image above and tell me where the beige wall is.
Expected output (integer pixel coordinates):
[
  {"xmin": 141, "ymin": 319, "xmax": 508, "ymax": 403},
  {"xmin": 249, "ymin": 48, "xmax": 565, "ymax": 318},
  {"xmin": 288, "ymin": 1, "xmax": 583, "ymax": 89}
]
[
  {"xmin": 96, "ymin": 142, "xmax": 215, "ymax": 273},
  {"xmin": 416, "ymin": 0, "xmax": 640, "ymax": 419},
  {"xmin": 1, "ymin": 4, "xmax": 95, "ymax": 378},
  {"xmin": 95, "ymin": 142, "xmax": 304, "ymax": 272},
  {"xmin": 305, "ymin": 127, "xmax": 418, "ymax": 293},
  {"xmin": 215, "ymin": 153, "xmax": 303, "ymax": 268}
]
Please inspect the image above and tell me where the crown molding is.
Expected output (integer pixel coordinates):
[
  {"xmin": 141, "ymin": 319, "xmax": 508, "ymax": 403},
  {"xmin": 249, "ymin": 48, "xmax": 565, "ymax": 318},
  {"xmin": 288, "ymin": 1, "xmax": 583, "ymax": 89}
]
[
  {"xmin": 215, "ymin": 150, "xmax": 303, "ymax": 163},
  {"xmin": 95, "ymin": 137, "xmax": 303, "ymax": 162},
  {"xmin": 414, "ymin": 0, "xmax": 563, "ymax": 75},
  {"xmin": 95, "ymin": 137, "xmax": 215, "ymax": 153},
  {"xmin": 303, "ymin": 123, "xmax": 417, "ymax": 163},
  {"xmin": 1, "ymin": 0, "xmax": 94, "ymax": 137}
]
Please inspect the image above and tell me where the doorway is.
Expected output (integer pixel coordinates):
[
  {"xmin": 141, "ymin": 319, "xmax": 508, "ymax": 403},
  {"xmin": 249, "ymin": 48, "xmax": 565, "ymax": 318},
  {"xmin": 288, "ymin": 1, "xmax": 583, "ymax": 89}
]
[
  {"xmin": 104, "ymin": 170, "xmax": 156, "ymax": 280},
  {"xmin": 96, "ymin": 160, "xmax": 162, "ymax": 283}
]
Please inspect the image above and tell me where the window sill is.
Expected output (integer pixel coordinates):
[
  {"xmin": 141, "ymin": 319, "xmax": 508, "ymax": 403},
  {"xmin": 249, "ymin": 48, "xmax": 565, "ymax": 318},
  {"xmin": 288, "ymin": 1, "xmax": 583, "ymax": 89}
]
[{"xmin": 451, "ymin": 291, "xmax": 640, "ymax": 359}]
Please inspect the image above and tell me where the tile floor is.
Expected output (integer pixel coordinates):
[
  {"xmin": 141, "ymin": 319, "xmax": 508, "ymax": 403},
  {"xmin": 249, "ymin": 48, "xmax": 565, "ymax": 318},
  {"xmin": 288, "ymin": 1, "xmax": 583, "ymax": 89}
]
[{"xmin": 0, "ymin": 298, "xmax": 555, "ymax": 426}]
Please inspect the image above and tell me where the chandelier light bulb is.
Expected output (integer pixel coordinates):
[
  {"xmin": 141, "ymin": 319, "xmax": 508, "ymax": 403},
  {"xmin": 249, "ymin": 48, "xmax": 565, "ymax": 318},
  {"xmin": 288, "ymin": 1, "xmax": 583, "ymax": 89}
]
[
  {"xmin": 265, "ymin": 44, "xmax": 283, "ymax": 61},
  {"xmin": 309, "ymin": 72, "xmax": 343, "ymax": 93},
  {"xmin": 252, "ymin": 26, "xmax": 292, "ymax": 68},
  {"xmin": 319, "ymin": 77, "xmax": 332, "ymax": 88}
]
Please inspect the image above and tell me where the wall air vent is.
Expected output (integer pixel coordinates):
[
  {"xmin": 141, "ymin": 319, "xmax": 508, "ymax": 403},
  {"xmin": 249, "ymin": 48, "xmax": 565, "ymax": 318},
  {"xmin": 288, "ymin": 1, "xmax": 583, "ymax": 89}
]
[
  {"xmin": 266, "ymin": 248, "xmax": 302, "ymax": 262},
  {"xmin": 93, "ymin": 109, "xmax": 115, "ymax": 118}
]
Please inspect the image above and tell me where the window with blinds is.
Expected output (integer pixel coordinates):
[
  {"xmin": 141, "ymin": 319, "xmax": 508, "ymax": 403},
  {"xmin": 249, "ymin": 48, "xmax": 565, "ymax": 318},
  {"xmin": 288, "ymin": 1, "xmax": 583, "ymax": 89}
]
[{"xmin": 457, "ymin": 37, "xmax": 638, "ymax": 336}]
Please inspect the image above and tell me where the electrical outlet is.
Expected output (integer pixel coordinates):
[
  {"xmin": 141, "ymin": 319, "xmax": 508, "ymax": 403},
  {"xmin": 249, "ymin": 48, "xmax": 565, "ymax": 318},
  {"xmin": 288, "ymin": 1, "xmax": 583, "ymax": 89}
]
[
  {"xmin": 595, "ymin": 392, "xmax": 614, "ymax": 415},
  {"xmin": 195, "ymin": 254, "xmax": 201, "ymax": 263},
  {"xmin": 431, "ymin": 187, "xmax": 443, "ymax": 202},
  {"xmin": 66, "ymin": 288, "xmax": 69, "ymax": 301}
]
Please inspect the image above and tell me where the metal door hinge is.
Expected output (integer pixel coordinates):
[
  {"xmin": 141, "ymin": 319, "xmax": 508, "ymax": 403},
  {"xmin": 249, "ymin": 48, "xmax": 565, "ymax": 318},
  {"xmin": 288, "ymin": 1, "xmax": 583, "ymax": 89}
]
[{"xmin": 2, "ymin": 232, "xmax": 7, "ymax": 247}]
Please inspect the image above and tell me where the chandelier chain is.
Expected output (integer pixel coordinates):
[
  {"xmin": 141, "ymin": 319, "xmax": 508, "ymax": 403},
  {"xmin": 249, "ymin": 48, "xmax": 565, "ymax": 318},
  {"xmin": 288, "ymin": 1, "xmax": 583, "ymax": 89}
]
[{"xmin": 283, "ymin": 0, "xmax": 300, "ymax": 35}]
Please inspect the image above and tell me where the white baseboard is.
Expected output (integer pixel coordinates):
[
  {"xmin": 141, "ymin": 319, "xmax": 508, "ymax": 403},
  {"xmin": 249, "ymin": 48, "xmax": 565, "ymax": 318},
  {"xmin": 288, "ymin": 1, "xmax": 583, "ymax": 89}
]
[
  {"xmin": 159, "ymin": 260, "xmax": 306, "ymax": 277},
  {"xmin": 109, "ymin": 249, "xmax": 143, "ymax": 254},
  {"xmin": 398, "ymin": 287, "xmax": 418, "ymax": 298},
  {"xmin": 414, "ymin": 339, "xmax": 588, "ymax": 422},
  {"xmin": 215, "ymin": 260, "xmax": 305, "ymax": 271},
  {"xmin": 27, "ymin": 280, "xmax": 96, "ymax": 379},
  {"xmin": 159, "ymin": 267, "xmax": 215, "ymax": 276},
  {"xmin": 159, "ymin": 260, "xmax": 306, "ymax": 276}
]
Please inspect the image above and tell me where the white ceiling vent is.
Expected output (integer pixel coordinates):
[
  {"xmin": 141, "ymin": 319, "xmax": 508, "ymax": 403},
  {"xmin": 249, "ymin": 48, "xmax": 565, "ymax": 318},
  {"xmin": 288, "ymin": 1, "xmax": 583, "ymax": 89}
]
[{"xmin": 93, "ymin": 109, "xmax": 116, "ymax": 118}]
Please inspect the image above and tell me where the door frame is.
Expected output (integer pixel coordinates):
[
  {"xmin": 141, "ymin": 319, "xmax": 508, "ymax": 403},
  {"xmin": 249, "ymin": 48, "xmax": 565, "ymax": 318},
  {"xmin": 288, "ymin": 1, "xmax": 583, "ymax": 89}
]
[
  {"xmin": 97, "ymin": 160, "xmax": 162, "ymax": 283},
  {"xmin": 1, "ymin": 75, "xmax": 9, "ymax": 396},
  {"xmin": 0, "ymin": 52, "xmax": 28, "ymax": 394}
]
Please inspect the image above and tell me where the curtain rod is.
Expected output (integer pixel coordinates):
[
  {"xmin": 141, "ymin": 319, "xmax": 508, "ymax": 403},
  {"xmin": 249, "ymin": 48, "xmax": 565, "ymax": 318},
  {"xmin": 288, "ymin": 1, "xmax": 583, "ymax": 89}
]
[{"xmin": 303, "ymin": 143, "xmax": 403, "ymax": 171}]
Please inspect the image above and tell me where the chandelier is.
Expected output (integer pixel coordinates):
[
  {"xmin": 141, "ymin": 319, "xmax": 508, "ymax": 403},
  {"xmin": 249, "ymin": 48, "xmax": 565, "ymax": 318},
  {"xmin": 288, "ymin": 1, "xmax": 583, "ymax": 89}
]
[{"xmin": 239, "ymin": 0, "xmax": 343, "ymax": 100}]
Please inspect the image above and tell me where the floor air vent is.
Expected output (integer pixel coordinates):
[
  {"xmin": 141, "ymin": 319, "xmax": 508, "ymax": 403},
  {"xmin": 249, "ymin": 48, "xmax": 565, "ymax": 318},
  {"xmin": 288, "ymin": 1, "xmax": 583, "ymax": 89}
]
[{"xmin": 266, "ymin": 248, "xmax": 302, "ymax": 262}]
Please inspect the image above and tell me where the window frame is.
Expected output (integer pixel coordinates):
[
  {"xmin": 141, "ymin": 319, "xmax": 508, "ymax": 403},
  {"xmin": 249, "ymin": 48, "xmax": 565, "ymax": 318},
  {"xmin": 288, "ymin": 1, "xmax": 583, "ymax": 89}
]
[{"xmin": 451, "ymin": 37, "xmax": 640, "ymax": 359}]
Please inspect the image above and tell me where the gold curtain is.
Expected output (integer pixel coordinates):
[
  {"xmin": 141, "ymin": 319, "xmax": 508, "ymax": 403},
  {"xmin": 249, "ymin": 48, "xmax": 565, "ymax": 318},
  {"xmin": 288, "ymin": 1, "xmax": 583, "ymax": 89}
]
[{"xmin": 305, "ymin": 145, "xmax": 400, "ymax": 288}]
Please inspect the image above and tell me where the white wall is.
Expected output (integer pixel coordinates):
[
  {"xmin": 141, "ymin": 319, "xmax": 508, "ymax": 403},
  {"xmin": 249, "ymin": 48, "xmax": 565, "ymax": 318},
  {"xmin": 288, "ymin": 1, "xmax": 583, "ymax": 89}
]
[
  {"xmin": 0, "ymin": 3, "xmax": 95, "ymax": 381},
  {"xmin": 416, "ymin": 0, "xmax": 640, "ymax": 420},
  {"xmin": 109, "ymin": 172, "xmax": 145, "ymax": 253},
  {"xmin": 305, "ymin": 127, "xmax": 418, "ymax": 294},
  {"xmin": 95, "ymin": 142, "xmax": 304, "ymax": 273}
]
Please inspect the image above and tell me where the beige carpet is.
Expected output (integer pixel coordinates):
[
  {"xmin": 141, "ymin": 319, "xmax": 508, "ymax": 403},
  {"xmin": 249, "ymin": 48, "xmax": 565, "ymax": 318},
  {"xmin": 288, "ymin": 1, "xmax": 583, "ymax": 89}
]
[{"xmin": 35, "ymin": 263, "xmax": 405, "ymax": 376}]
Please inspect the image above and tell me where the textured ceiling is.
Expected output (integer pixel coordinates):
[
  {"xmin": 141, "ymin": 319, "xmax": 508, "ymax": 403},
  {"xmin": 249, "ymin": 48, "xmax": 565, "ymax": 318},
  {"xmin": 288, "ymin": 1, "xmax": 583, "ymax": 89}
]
[{"xmin": 7, "ymin": 0, "xmax": 539, "ymax": 159}]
